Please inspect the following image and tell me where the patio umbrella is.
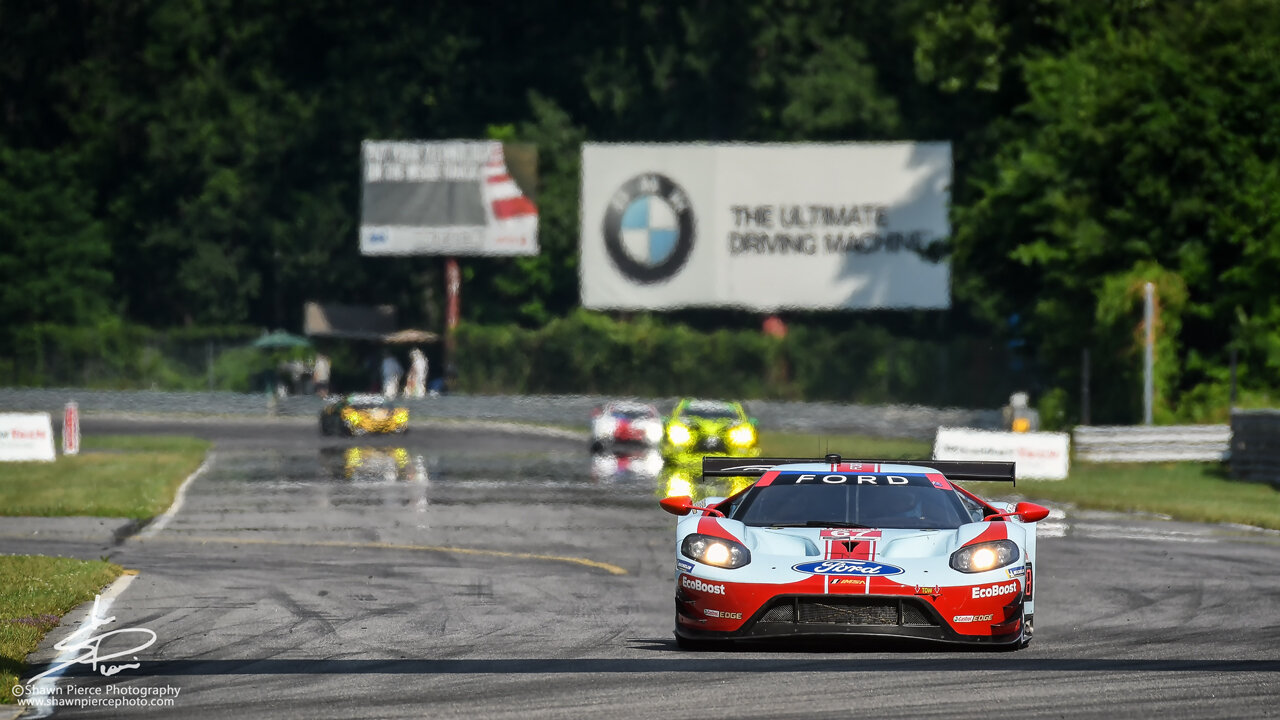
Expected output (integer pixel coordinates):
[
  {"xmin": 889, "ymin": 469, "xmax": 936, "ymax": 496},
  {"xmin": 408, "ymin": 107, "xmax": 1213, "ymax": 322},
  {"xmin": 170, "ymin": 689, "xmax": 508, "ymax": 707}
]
[{"xmin": 383, "ymin": 329, "xmax": 439, "ymax": 344}]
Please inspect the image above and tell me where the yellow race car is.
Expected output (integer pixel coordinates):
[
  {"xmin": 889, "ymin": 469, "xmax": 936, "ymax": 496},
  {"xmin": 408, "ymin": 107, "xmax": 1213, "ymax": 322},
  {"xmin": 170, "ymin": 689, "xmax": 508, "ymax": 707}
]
[
  {"xmin": 319, "ymin": 394, "xmax": 409, "ymax": 436},
  {"xmin": 662, "ymin": 398, "xmax": 759, "ymax": 463}
]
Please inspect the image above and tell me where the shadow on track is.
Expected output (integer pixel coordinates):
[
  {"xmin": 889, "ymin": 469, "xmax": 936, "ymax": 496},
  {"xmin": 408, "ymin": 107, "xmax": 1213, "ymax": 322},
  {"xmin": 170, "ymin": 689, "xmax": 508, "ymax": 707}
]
[{"xmin": 59, "ymin": 655, "xmax": 1280, "ymax": 677}]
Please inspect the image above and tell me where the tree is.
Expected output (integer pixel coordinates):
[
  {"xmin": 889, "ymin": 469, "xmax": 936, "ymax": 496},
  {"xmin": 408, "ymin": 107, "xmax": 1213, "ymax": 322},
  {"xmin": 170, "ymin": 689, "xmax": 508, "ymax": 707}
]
[
  {"xmin": 945, "ymin": 0, "xmax": 1280, "ymax": 421},
  {"xmin": 0, "ymin": 148, "xmax": 113, "ymax": 335}
]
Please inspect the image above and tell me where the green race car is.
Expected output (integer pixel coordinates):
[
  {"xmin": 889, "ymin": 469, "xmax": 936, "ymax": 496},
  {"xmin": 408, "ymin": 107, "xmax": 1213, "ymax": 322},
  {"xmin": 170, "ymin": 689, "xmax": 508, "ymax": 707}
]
[{"xmin": 662, "ymin": 398, "xmax": 760, "ymax": 461}]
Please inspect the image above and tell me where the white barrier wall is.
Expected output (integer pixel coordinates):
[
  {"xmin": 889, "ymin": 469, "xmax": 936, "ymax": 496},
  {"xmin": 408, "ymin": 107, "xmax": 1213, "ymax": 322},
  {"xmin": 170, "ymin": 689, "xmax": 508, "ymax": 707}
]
[
  {"xmin": 934, "ymin": 427, "xmax": 1070, "ymax": 480},
  {"xmin": 0, "ymin": 412, "xmax": 56, "ymax": 462},
  {"xmin": 1073, "ymin": 425, "xmax": 1229, "ymax": 462}
]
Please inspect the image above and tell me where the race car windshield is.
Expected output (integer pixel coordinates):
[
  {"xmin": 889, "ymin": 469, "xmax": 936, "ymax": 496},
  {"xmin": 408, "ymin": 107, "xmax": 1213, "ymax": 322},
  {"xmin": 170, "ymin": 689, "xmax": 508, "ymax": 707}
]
[
  {"xmin": 348, "ymin": 398, "xmax": 388, "ymax": 409},
  {"xmin": 682, "ymin": 403, "xmax": 740, "ymax": 420},
  {"xmin": 611, "ymin": 408, "xmax": 655, "ymax": 419},
  {"xmin": 731, "ymin": 474, "xmax": 971, "ymax": 530}
]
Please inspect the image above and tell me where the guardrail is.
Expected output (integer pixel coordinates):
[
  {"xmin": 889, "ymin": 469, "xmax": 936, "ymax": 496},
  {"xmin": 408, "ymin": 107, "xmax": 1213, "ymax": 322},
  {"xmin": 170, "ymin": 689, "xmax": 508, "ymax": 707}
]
[
  {"xmin": 0, "ymin": 387, "xmax": 1004, "ymax": 440},
  {"xmin": 1073, "ymin": 425, "xmax": 1231, "ymax": 462},
  {"xmin": 1230, "ymin": 410, "xmax": 1280, "ymax": 487}
]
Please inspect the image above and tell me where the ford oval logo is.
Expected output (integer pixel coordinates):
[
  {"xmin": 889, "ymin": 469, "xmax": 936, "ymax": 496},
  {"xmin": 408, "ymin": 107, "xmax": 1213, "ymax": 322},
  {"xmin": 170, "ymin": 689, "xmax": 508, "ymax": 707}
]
[{"xmin": 792, "ymin": 560, "xmax": 904, "ymax": 576}]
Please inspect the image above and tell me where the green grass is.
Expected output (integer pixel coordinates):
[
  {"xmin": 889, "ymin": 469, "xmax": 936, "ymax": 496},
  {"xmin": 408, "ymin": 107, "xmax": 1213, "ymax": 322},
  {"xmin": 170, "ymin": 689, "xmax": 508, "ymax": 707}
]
[
  {"xmin": 1019, "ymin": 462, "xmax": 1280, "ymax": 530},
  {"xmin": 0, "ymin": 435, "xmax": 210, "ymax": 520},
  {"xmin": 1, "ymin": 556, "xmax": 123, "ymax": 703}
]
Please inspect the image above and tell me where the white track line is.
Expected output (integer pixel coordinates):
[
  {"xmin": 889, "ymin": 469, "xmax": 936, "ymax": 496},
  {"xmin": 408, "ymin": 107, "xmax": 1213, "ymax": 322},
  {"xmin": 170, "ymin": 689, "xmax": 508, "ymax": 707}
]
[
  {"xmin": 137, "ymin": 451, "xmax": 215, "ymax": 539},
  {"xmin": 21, "ymin": 572, "xmax": 139, "ymax": 719}
]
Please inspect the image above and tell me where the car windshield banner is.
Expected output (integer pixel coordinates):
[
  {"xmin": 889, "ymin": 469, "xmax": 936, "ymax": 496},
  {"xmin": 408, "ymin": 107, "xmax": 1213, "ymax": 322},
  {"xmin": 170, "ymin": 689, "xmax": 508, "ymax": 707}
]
[
  {"xmin": 580, "ymin": 142, "xmax": 951, "ymax": 310},
  {"xmin": 360, "ymin": 140, "xmax": 539, "ymax": 256}
]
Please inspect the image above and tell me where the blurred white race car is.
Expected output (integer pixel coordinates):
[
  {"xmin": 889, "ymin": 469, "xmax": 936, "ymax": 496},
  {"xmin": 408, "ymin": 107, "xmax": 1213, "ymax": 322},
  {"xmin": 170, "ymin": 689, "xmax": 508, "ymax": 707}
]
[{"xmin": 590, "ymin": 400, "xmax": 663, "ymax": 451}]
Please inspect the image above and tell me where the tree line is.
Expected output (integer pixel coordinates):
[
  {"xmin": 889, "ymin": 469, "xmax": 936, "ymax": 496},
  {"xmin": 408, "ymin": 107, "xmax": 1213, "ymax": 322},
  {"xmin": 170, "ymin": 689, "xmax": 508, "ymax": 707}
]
[{"xmin": 2, "ymin": 0, "xmax": 1277, "ymax": 422}]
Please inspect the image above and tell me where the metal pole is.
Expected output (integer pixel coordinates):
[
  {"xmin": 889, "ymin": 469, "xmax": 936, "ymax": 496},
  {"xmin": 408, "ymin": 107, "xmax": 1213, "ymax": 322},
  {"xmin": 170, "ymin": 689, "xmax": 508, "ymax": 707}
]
[
  {"xmin": 1081, "ymin": 348, "xmax": 1091, "ymax": 426},
  {"xmin": 1143, "ymin": 282, "xmax": 1155, "ymax": 425},
  {"xmin": 444, "ymin": 257, "xmax": 460, "ymax": 392},
  {"xmin": 1230, "ymin": 347, "xmax": 1238, "ymax": 407}
]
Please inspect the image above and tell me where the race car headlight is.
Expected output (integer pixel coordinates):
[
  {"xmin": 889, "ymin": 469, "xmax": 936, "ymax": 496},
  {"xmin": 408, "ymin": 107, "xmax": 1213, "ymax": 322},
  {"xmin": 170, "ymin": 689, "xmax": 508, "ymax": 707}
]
[
  {"xmin": 950, "ymin": 540, "xmax": 1020, "ymax": 573},
  {"xmin": 342, "ymin": 409, "xmax": 360, "ymax": 423},
  {"xmin": 594, "ymin": 416, "xmax": 617, "ymax": 438},
  {"xmin": 667, "ymin": 423, "xmax": 693, "ymax": 446},
  {"xmin": 643, "ymin": 422, "xmax": 662, "ymax": 444},
  {"xmin": 393, "ymin": 409, "xmax": 409, "ymax": 423},
  {"xmin": 727, "ymin": 424, "xmax": 756, "ymax": 447},
  {"xmin": 681, "ymin": 533, "xmax": 751, "ymax": 569}
]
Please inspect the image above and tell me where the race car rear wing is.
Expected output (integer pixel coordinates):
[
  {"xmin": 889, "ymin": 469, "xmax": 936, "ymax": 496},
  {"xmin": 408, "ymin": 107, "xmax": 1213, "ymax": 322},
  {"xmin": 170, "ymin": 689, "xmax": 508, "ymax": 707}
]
[{"xmin": 701, "ymin": 454, "xmax": 1016, "ymax": 486}]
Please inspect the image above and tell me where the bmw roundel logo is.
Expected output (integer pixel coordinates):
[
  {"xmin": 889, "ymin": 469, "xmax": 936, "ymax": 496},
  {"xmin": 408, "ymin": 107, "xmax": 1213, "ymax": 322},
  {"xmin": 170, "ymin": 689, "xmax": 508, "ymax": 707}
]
[{"xmin": 602, "ymin": 173, "xmax": 695, "ymax": 284}]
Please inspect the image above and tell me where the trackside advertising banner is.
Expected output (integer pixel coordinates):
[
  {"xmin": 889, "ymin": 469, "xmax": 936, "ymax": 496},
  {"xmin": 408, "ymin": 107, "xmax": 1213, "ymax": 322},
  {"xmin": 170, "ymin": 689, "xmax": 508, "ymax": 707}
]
[
  {"xmin": 933, "ymin": 427, "xmax": 1070, "ymax": 480},
  {"xmin": 360, "ymin": 140, "xmax": 539, "ymax": 256},
  {"xmin": 580, "ymin": 142, "xmax": 951, "ymax": 310},
  {"xmin": 0, "ymin": 412, "xmax": 56, "ymax": 462}
]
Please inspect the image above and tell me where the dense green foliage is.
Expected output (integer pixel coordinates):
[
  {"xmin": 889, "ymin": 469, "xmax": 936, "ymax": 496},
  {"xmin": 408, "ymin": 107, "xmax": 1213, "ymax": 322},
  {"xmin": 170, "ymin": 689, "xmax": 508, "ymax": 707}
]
[
  {"xmin": 458, "ymin": 310, "xmax": 1027, "ymax": 407},
  {"xmin": 3, "ymin": 0, "xmax": 1278, "ymax": 419}
]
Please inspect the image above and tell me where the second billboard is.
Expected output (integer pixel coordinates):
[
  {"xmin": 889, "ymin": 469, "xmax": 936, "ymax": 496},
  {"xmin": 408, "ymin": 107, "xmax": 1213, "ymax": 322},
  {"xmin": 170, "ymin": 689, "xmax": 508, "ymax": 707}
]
[{"xmin": 580, "ymin": 142, "xmax": 952, "ymax": 311}]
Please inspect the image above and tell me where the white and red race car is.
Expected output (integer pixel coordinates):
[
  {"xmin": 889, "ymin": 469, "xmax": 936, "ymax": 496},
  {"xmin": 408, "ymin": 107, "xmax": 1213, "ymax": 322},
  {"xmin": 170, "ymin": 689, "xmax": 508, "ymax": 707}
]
[
  {"xmin": 660, "ymin": 455, "xmax": 1048, "ymax": 649},
  {"xmin": 590, "ymin": 400, "xmax": 663, "ymax": 451}
]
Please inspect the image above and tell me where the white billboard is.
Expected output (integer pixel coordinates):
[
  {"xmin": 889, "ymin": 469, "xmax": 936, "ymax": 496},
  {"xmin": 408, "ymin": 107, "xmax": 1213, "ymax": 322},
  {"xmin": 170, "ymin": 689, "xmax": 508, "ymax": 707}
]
[
  {"xmin": 934, "ymin": 427, "xmax": 1071, "ymax": 481},
  {"xmin": 360, "ymin": 140, "xmax": 538, "ymax": 256},
  {"xmin": 0, "ymin": 412, "xmax": 56, "ymax": 462},
  {"xmin": 580, "ymin": 142, "xmax": 951, "ymax": 310}
]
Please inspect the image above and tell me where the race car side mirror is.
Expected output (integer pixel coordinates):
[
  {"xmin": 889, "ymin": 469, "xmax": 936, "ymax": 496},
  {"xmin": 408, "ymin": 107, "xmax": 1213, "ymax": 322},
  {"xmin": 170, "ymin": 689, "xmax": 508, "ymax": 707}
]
[
  {"xmin": 660, "ymin": 496, "xmax": 725, "ymax": 518},
  {"xmin": 1015, "ymin": 502, "xmax": 1050, "ymax": 523},
  {"xmin": 983, "ymin": 501, "xmax": 1050, "ymax": 523},
  {"xmin": 660, "ymin": 496, "xmax": 694, "ymax": 515}
]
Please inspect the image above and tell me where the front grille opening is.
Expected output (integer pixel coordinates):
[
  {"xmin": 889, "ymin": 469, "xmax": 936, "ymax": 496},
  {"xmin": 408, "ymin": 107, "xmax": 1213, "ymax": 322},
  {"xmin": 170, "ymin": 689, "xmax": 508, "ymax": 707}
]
[
  {"xmin": 760, "ymin": 604, "xmax": 796, "ymax": 623},
  {"xmin": 799, "ymin": 600, "xmax": 898, "ymax": 625},
  {"xmin": 756, "ymin": 597, "xmax": 940, "ymax": 628},
  {"xmin": 901, "ymin": 603, "xmax": 936, "ymax": 626}
]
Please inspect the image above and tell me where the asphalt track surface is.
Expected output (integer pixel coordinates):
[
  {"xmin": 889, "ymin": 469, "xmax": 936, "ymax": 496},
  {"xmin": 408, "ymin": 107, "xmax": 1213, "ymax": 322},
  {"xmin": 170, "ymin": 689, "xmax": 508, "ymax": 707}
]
[{"xmin": 6, "ymin": 418, "xmax": 1280, "ymax": 719}]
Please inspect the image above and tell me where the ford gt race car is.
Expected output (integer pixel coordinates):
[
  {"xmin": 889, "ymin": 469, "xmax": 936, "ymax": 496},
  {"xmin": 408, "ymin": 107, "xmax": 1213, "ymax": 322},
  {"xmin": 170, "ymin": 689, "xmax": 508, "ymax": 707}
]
[
  {"xmin": 660, "ymin": 455, "xmax": 1048, "ymax": 650},
  {"xmin": 662, "ymin": 398, "xmax": 759, "ymax": 461}
]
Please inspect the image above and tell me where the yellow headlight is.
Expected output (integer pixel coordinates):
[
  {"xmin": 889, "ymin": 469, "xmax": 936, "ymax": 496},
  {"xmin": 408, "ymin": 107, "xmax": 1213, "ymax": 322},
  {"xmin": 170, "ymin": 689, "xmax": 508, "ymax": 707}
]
[
  {"xmin": 728, "ymin": 424, "xmax": 756, "ymax": 447},
  {"xmin": 393, "ymin": 409, "xmax": 409, "ymax": 423},
  {"xmin": 667, "ymin": 423, "xmax": 693, "ymax": 446}
]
